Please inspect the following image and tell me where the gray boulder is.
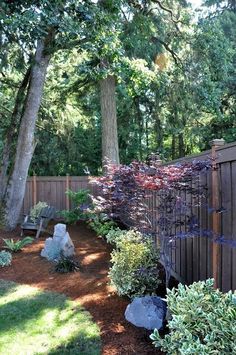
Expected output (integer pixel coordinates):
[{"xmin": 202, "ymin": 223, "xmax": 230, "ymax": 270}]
[
  {"xmin": 41, "ymin": 223, "xmax": 75, "ymax": 261},
  {"xmin": 125, "ymin": 296, "xmax": 167, "ymax": 330}
]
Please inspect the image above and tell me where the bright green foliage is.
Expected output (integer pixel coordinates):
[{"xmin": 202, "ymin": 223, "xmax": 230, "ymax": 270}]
[
  {"xmin": 3, "ymin": 237, "xmax": 34, "ymax": 252},
  {"xmin": 30, "ymin": 201, "xmax": 48, "ymax": 222},
  {"xmin": 150, "ymin": 279, "xmax": 236, "ymax": 354},
  {"xmin": 0, "ymin": 251, "xmax": 12, "ymax": 267},
  {"xmin": 61, "ymin": 189, "xmax": 91, "ymax": 224},
  {"xmin": 106, "ymin": 227, "xmax": 144, "ymax": 247},
  {"xmin": 88, "ymin": 213, "xmax": 117, "ymax": 237},
  {"xmin": 109, "ymin": 238, "xmax": 160, "ymax": 298},
  {"xmin": 0, "ymin": 279, "xmax": 101, "ymax": 354}
]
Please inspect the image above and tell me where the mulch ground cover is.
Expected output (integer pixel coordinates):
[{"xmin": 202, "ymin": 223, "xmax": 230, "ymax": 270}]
[{"xmin": 0, "ymin": 222, "xmax": 164, "ymax": 355}]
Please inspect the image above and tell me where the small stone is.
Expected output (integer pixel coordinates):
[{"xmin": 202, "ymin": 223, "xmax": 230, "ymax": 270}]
[{"xmin": 125, "ymin": 296, "xmax": 167, "ymax": 330}]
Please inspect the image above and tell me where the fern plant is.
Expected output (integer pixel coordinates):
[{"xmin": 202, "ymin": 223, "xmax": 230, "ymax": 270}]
[{"xmin": 3, "ymin": 237, "xmax": 34, "ymax": 252}]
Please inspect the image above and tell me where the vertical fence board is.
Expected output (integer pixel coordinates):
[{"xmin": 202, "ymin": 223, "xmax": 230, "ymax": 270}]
[
  {"xmin": 221, "ymin": 163, "xmax": 232, "ymax": 292},
  {"xmin": 232, "ymin": 162, "xmax": 236, "ymax": 291},
  {"xmin": 199, "ymin": 173, "xmax": 208, "ymax": 280}
]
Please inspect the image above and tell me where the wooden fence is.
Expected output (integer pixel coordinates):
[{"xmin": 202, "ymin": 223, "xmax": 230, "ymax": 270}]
[
  {"xmin": 145, "ymin": 140, "xmax": 236, "ymax": 292},
  {"xmin": 22, "ymin": 176, "xmax": 98, "ymax": 214},
  {"xmin": 23, "ymin": 140, "xmax": 236, "ymax": 291}
]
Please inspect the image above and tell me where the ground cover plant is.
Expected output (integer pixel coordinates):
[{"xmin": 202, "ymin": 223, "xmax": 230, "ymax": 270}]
[
  {"xmin": 150, "ymin": 279, "xmax": 236, "ymax": 354},
  {"xmin": 0, "ymin": 279, "xmax": 101, "ymax": 355},
  {"xmin": 0, "ymin": 251, "xmax": 12, "ymax": 267},
  {"xmin": 3, "ymin": 236, "xmax": 34, "ymax": 252}
]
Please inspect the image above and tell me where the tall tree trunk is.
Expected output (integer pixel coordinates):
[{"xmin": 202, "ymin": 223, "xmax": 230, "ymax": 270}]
[
  {"xmin": 0, "ymin": 67, "xmax": 31, "ymax": 199},
  {"xmin": 100, "ymin": 74, "xmax": 119, "ymax": 165},
  {"xmin": 4, "ymin": 35, "xmax": 53, "ymax": 230},
  {"xmin": 171, "ymin": 135, "xmax": 176, "ymax": 160},
  {"xmin": 178, "ymin": 132, "xmax": 185, "ymax": 157}
]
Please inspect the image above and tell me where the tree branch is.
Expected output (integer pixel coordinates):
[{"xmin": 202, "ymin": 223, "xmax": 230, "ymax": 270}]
[{"xmin": 151, "ymin": 36, "xmax": 181, "ymax": 65}]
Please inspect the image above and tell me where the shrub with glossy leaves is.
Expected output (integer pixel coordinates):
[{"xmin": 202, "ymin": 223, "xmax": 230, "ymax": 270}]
[
  {"xmin": 106, "ymin": 228, "xmax": 145, "ymax": 247},
  {"xmin": 150, "ymin": 279, "xmax": 236, "ymax": 354},
  {"xmin": 109, "ymin": 238, "xmax": 160, "ymax": 298},
  {"xmin": 0, "ymin": 250, "xmax": 12, "ymax": 267}
]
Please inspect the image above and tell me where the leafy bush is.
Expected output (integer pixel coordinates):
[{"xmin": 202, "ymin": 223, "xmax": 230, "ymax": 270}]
[
  {"xmin": 3, "ymin": 237, "xmax": 34, "ymax": 252},
  {"xmin": 54, "ymin": 255, "xmax": 80, "ymax": 273},
  {"xmin": 88, "ymin": 213, "xmax": 117, "ymax": 237},
  {"xmin": 109, "ymin": 238, "xmax": 160, "ymax": 298},
  {"xmin": 0, "ymin": 250, "xmax": 12, "ymax": 267},
  {"xmin": 106, "ymin": 227, "xmax": 126, "ymax": 245},
  {"xmin": 61, "ymin": 189, "xmax": 91, "ymax": 224},
  {"xmin": 150, "ymin": 279, "xmax": 236, "ymax": 354},
  {"xmin": 106, "ymin": 228, "xmax": 145, "ymax": 247},
  {"xmin": 30, "ymin": 201, "xmax": 48, "ymax": 222}
]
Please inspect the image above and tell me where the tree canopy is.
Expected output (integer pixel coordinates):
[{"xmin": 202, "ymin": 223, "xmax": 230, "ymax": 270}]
[{"xmin": 0, "ymin": 0, "xmax": 235, "ymax": 228}]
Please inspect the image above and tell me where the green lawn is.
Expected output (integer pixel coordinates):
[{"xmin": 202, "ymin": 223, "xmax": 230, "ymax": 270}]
[{"xmin": 0, "ymin": 280, "xmax": 101, "ymax": 355}]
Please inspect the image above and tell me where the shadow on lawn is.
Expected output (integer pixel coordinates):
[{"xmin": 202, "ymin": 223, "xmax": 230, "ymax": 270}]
[{"xmin": 0, "ymin": 288, "xmax": 66, "ymax": 333}]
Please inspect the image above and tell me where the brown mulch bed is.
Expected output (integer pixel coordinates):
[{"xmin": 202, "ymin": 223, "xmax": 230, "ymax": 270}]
[{"xmin": 0, "ymin": 222, "xmax": 164, "ymax": 355}]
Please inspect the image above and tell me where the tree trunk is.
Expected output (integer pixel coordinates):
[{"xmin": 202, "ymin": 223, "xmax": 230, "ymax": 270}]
[
  {"xmin": 178, "ymin": 132, "xmax": 185, "ymax": 157},
  {"xmin": 0, "ymin": 67, "xmax": 31, "ymax": 199},
  {"xmin": 4, "ymin": 35, "xmax": 53, "ymax": 230},
  {"xmin": 100, "ymin": 75, "xmax": 119, "ymax": 165}
]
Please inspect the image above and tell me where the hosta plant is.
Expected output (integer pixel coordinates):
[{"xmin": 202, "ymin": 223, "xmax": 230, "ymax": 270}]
[
  {"xmin": 150, "ymin": 279, "xmax": 236, "ymax": 354},
  {"xmin": 3, "ymin": 237, "xmax": 34, "ymax": 252},
  {"xmin": 0, "ymin": 250, "xmax": 12, "ymax": 267},
  {"xmin": 109, "ymin": 238, "xmax": 160, "ymax": 298}
]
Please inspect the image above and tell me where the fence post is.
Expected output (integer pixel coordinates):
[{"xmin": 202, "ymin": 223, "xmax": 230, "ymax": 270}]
[
  {"xmin": 32, "ymin": 174, "xmax": 37, "ymax": 206},
  {"xmin": 210, "ymin": 138, "xmax": 225, "ymax": 289},
  {"xmin": 66, "ymin": 174, "xmax": 70, "ymax": 211}
]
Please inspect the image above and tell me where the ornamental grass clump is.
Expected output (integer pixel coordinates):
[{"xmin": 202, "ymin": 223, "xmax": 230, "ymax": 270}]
[
  {"xmin": 109, "ymin": 236, "xmax": 160, "ymax": 298},
  {"xmin": 150, "ymin": 279, "xmax": 236, "ymax": 354}
]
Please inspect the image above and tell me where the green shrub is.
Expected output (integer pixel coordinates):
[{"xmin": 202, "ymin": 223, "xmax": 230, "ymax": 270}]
[
  {"xmin": 106, "ymin": 228, "xmax": 145, "ymax": 247},
  {"xmin": 30, "ymin": 201, "xmax": 48, "ymax": 222},
  {"xmin": 88, "ymin": 213, "xmax": 117, "ymax": 237},
  {"xmin": 106, "ymin": 227, "xmax": 126, "ymax": 245},
  {"xmin": 150, "ymin": 279, "xmax": 236, "ymax": 354},
  {"xmin": 61, "ymin": 189, "xmax": 91, "ymax": 224},
  {"xmin": 109, "ymin": 238, "xmax": 160, "ymax": 298},
  {"xmin": 3, "ymin": 237, "xmax": 34, "ymax": 252},
  {"xmin": 0, "ymin": 250, "xmax": 12, "ymax": 267}
]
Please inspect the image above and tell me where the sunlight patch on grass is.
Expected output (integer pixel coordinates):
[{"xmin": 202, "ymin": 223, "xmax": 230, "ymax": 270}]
[{"xmin": 0, "ymin": 279, "xmax": 101, "ymax": 355}]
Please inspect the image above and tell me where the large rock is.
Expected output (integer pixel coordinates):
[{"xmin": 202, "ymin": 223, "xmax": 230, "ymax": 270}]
[
  {"xmin": 41, "ymin": 223, "xmax": 75, "ymax": 261},
  {"xmin": 125, "ymin": 296, "xmax": 167, "ymax": 330}
]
